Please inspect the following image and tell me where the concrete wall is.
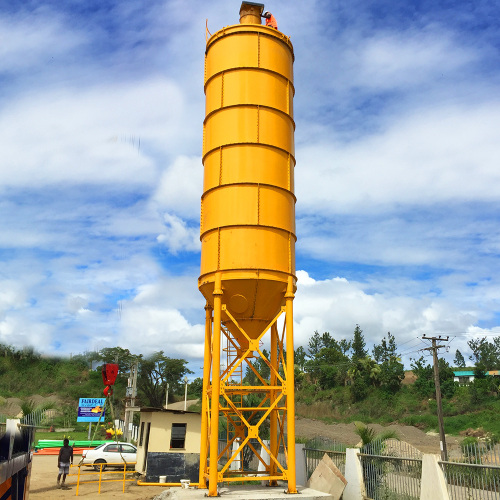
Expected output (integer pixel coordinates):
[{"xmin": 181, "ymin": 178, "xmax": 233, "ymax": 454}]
[
  {"xmin": 145, "ymin": 452, "xmax": 199, "ymax": 483},
  {"xmin": 147, "ymin": 412, "xmax": 201, "ymax": 453},
  {"xmin": 343, "ymin": 448, "xmax": 365, "ymax": 500},
  {"xmin": 339, "ymin": 448, "xmax": 450, "ymax": 500},
  {"xmin": 420, "ymin": 454, "xmax": 450, "ymax": 500}
]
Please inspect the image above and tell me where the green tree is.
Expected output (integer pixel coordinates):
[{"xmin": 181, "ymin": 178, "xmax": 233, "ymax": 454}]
[
  {"xmin": 351, "ymin": 325, "xmax": 367, "ymax": 361},
  {"xmin": 244, "ymin": 349, "xmax": 271, "ymax": 386},
  {"xmin": 312, "ymin": 346, "xmax": 350, "ymax": 389},
  {"xmin": 379, "ymin": 357, "xmax": 405, "ymax": 393},
  {"xmin": 98, "ymin": 347, "xmax": 141, "ymax": 374},
  {"xmin": 372, "ymin": 332, "xmax": 397, "ymax": 363},
  {"xmin": 188, "ymin": 377, "xmax": 204, "ymax": 397},
  {"xmin": 339, "ymin": 339, "xmax": 352, "ymax": 357},
  {"xmin": 137, "ymin": 352, "xmax": 193, "ymax": 407},
  {"xmin": 307, "ymin": 331, "xmax": 323, "ymax": 358},
  {"xmin": 468, "ymin": 337, "xmax": 500, "ymax": 370},
  {"xmin": 453, "ymin": 349, "xmax": 466, "ymax": 368},
  {"xmin": 347, "ymin": 356, "xmax": 379, "ymax": 401},
  {"xmin": 294, "ymin": 346, "xmax": 307, "ymax": 371},
  {"xmin": 411, "ymin": 356, "xmax": 455, "ymax": 398}
]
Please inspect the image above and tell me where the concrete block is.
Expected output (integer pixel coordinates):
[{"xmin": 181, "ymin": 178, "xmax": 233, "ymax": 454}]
[
  {"xmin": 307, "ymin": 453, "xmax": 347, "ymax": 500},
  {"xmin": 420, "ymin": 454, "xmax": 450, "ymax": 500}
]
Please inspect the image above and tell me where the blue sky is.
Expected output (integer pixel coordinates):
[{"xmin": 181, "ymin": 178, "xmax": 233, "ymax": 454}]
[{"xmin": 1, "ymin": 0, "xmax": 499, "ymax": 371}]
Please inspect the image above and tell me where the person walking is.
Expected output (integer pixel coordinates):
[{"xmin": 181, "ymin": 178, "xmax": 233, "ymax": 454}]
[{"xmin": 57, "ymin": 438, "xmax": 73, "ymax": 488}]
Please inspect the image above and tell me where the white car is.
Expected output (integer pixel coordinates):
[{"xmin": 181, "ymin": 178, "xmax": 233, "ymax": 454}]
[{"xmin": 81, "ymin": 442, "xmax": 137, "ymax": 471}]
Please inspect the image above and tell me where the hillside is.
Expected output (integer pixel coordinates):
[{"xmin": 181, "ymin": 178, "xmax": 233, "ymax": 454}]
[{"xmin": 1, "ymin": 341, "xmax": 499, "ymax": 441}]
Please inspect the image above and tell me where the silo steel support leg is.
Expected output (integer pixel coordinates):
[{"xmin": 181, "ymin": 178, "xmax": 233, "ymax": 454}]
[
  {"xmin": 285, "ymin": 276, "xmax": 297, "ymax": 494},
  {"xmin": 269, "ymin": 322, "xmax": 278, "ymax": 485},
  {"xmin": 198, "ymin": 303, "xmax": 213, "ymax": 488},
  {"xmin": 208, "ymin": 274, "xmax": 223, "ymax": 496}
]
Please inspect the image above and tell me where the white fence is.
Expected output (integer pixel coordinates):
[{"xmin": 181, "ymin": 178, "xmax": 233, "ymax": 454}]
[{"xmin": 115, "ymin": 419, "xmax": 139, "ymax": 442}]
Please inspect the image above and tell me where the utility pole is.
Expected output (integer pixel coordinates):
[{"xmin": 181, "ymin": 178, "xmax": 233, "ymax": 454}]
[
  {"xmin": 422, "ymin": 335, "xmax": 449, "ymax": 461},
  {"xmin": 123, "ymin": 362, "xmax": 138, "ymax": 442}
]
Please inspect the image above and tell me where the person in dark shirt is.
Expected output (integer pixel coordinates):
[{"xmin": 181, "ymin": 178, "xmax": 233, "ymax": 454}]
[{"xmin": 57, "ymin": 438, "xmax": 73, "ymax": 488}]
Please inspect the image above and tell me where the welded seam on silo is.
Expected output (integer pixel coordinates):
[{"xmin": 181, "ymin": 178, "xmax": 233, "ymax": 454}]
[
  {"xmin": 287, "ymin": 154, "xmax": 291, "ymax": 191},
  {"xmin": 256, "ymin": 106, "xmax": 260, "ymax": 143},
  {"xmin": 203, "ymin": 143, "xmax": 296, "ymax": 171},
  {"xmin": 200, "ymin": 225, "xmax": 297, "ymax": 242},
  {"xmin": 203, "ymin": 104, "xmax": 295, "ymax": 129},
  {"xmin": 218, "ymin": 147, "xmax": 223, "ymax": 187},
  {"xmin": 204, "ymin": 67, "xmax": 295, "ymax": 94},
  {"xmin": 201, "ymin": 182, "xmax": 296, "ymax": 202},
  {"xmin": 220, "ymin": 71, "xmax": 225, "ymax": 108},
  {"xmin": 257, "ymin": 184, "xmax": 260, "ymax": 225},
  {"xmin": 198, "ymin": 268, "xmax": 296, "ymax": 283}
]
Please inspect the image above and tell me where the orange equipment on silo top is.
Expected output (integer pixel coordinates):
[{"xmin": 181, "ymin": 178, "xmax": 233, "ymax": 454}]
[{"xmin": 198, "ymin": 2, "xmax": 297, "ymax": 496}]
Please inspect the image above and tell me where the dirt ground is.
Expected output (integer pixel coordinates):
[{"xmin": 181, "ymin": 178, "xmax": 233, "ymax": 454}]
[
  {"xmin": 29, "ymin": 416, "xmax": 462, "ymax": 498},
  {"xmin": 29, "ymin": 455, "xmax": 162, "ymax": 499}
]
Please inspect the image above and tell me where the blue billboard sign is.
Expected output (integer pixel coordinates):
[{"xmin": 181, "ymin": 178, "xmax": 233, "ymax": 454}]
[{"xmin": 77, "ymin": 397, "xmax": 106, "ymax": 422}]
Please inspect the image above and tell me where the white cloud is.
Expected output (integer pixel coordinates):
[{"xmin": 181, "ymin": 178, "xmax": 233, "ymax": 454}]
[
  {"xmin": 120, "ymin": 305, "xmax": 205, "ymax": 358},
  {"xmin": 0, "ymin": 316, "xmax": 52, "ymax": 349},
  {"xmin": 0, "ymin": 12, "xmax": 87, "ymax": 74},
  {"xmin": 152, "ymin": 155, "xmax": 203, "ymax": 219},
  {"xmin": 0, "ymin": 78, "xmax": 188, "ymax": 188},
  {"xmin": 296, "ymin": 102, "xmax": 500, "ymax": 214},
  {"xmin": 293, "ymin": 270, "xmax": 479, "ymax": 363},
  {"xmin": 157, "ymin": 213, "xmax": 200, "ymax": 254},
  {"xmin": 353, "ymin": 29, "xmax": 476, "ymax": 91}
]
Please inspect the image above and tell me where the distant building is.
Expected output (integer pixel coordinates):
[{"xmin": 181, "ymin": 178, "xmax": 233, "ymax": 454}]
[
  {"xmin": 135, "ymin": 408, "xmax": 201, "ymax": 483},
  {"xmin": 453, "ymin": 370, "xmax": 500, "ymax": 384}
]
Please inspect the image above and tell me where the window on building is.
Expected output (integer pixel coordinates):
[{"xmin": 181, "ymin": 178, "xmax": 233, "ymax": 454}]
[{"xmin": 170, "ymin": 423, "xmax": 187, "ymax": 449}]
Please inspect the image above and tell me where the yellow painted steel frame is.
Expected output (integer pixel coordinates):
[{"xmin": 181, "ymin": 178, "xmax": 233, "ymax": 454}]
[{"xmin": 198, "ymin": 277, "xmax": 296, "ymax": 496}]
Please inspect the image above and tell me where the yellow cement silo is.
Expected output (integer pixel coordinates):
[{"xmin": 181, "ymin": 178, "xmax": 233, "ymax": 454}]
[{"xmin": 198, "ymin": 2, "xmax": 297, "ymax": 496}]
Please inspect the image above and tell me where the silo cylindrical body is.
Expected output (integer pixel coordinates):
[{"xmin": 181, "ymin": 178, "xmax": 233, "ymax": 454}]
[{"xmin": 199, "ymin": 23, "xmax": 296, "ymax": 345}]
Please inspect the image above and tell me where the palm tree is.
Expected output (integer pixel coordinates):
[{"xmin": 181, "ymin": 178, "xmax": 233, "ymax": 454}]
[
  {"xmin": 354, "ymin": 422, "xmax": 399, "ymax": 498},
  {"xmin": 354, "ymin": 421, "xmax": 398, "ymax": 449}
]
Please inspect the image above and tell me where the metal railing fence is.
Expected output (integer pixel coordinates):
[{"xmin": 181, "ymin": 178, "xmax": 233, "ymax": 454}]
[
  {"xmin": 303, "ymin": 448, "xmax": 346, "ymax": 479},
  {"xmin": 440, "ymin": 461, "xmax": 500, "ymax": 500},
  {"xmin": 20, "ymin": 407, "xmax": 53, "ymax": 427},
  {"xmin": 359, "ymin": 453, "xmax": 422, "ymax": 500},
  {"xmin": 302, "ymin": 437, "xmax": 347, "ymax": 479},
  {"xmin": 359, "ymin": 439, "xmax": 422, "ymax": 500},
  {"xmin": 441, "ymin": 440, "xmax": 500, "ymax": 500}
]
